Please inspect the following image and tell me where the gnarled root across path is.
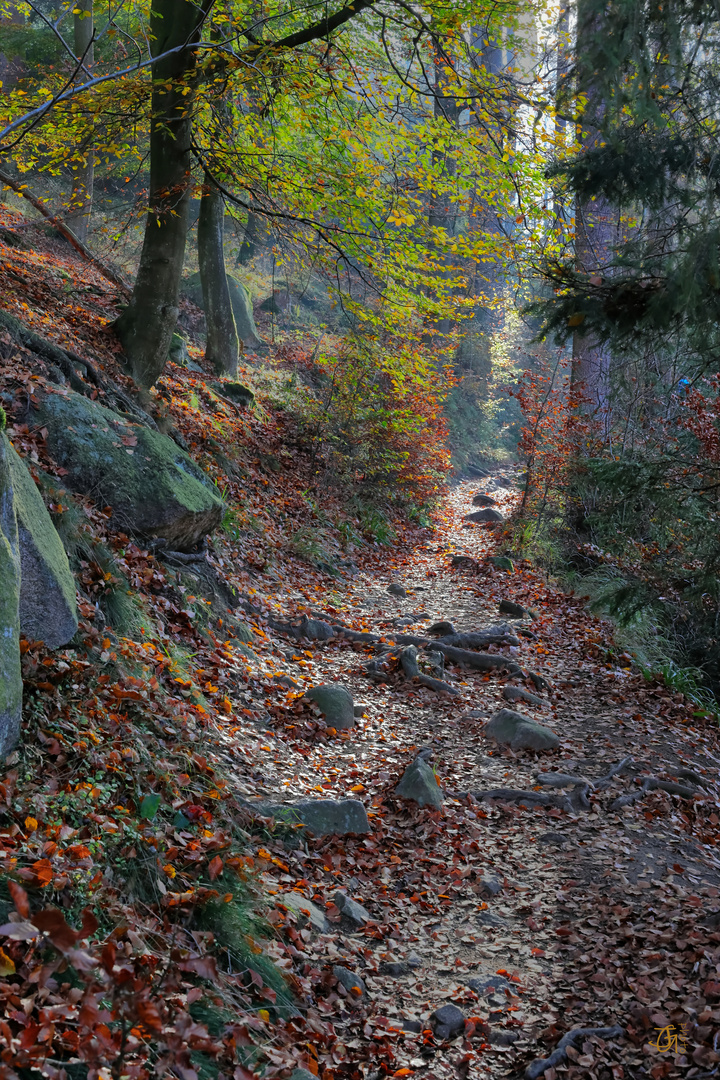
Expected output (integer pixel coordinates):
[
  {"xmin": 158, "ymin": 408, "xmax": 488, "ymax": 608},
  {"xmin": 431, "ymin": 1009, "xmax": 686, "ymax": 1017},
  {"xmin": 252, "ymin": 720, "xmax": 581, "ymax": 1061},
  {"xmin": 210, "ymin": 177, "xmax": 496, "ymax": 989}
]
[{"xmin": 224, "ymin": 480, "xmax": 720, "ymax": 1079}]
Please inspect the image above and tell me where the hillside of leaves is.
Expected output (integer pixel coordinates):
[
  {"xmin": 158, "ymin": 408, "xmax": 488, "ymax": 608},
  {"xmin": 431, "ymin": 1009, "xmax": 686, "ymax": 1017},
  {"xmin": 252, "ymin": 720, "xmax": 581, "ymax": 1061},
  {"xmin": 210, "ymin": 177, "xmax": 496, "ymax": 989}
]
[{"xmin": 0, "ymin": 206, "xmax": 448, "ymax": 1079}]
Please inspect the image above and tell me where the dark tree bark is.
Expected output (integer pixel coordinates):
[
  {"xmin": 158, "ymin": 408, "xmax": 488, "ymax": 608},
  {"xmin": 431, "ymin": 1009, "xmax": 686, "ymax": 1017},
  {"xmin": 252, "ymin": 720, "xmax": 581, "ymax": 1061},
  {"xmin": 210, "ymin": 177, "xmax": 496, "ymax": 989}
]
[
  {"xmin": 198, "ymin": 171, "xmax": 239, "ymax": 375},
  {"xmin": 115, "ymin": 0, "xmax": 213, "ymax": 388},
  {"xmin": 67, "ymin": 0, "xmax": 94, "ymax": 242}
]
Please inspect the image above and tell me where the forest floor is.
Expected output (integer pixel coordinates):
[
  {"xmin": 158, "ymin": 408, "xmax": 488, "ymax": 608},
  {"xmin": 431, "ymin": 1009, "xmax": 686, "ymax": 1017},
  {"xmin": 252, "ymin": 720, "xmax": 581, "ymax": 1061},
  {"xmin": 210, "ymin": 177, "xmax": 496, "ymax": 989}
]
[
  {"xmin": 1, "ymin": 209, "xmax": 720, "ymax": 1080},
  {"xmin": 247, "ymin": 481, "xmax": 720, "ymax": 1080}
]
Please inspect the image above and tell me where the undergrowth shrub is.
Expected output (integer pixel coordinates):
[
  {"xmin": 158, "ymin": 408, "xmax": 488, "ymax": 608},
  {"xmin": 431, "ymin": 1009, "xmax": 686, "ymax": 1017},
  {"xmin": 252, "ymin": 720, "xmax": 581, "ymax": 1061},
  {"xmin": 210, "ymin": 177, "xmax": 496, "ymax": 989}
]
[{"xmin": 299, "ymin": 338, "xmax": 451, "ymax": 512}]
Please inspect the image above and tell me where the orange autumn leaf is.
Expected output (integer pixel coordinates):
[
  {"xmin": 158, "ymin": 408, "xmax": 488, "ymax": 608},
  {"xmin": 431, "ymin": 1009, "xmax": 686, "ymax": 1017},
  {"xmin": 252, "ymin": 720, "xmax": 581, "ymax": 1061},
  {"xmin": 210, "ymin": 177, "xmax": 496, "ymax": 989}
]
[{"xmin": 207, "ymin": 855, "xmax": 223, "ymax": 881}]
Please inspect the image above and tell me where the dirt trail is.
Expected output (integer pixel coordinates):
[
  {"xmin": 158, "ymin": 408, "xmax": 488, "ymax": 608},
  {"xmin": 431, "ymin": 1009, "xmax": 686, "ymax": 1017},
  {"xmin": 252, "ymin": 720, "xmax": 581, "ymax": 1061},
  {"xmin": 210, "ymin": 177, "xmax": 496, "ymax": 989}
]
[{"xmin": 233, "ymin": 480, "xmax": 720, "ymax": 1080}]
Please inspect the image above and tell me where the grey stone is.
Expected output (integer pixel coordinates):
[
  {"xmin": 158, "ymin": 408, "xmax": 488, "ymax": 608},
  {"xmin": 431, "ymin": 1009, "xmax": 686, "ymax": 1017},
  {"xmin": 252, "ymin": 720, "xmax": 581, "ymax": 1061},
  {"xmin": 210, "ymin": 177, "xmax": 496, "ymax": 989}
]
[
  {"xmin": 402, "ymin": 1020, "xmax": 423, "ymax": 1033},
  {"xmin": 379, "ymin": 961, "xmax": 412, "ymax": 976},
  {"xmin": 464, "ymin": 508, "xmax": 504, "ymax": 523},
  {"xmin": 478, "ymin": 877, "xmax": 503, "ymax": 896},
  {"xmin": 407, "ymin": 951, "xmax": 422, "ymax": 968},
  {"xmin": 278, "ymin": 892, "xmax": 328, "ymax": 933},
  {"xmin": 0, "ymin": 437, "xmax": 21, "ymax": 757},
  {"xmin": 5, "ymin": 437, "xmax": 77, "ymax": 648},
  {"xmin": 290, "ymin": 1070, "xmax": 318, "ymax": 1080},
  {"xmin": 472, "ymin": 493, "xmax": 497, "ymax": 507},
  {"xmin": 387, "ymin": 582, "xmax": 408, "ymax": 597},
  {"xmin": 489, "ymin": 1031, "xmax": 519, "ymax": 1046},
  {"xmin": 262, "ymin": 798, "xmax": 369, "ymax": 837},
  {"xmin": 427, "ymin": 620, "xmax": 456, "ymax": 636},
  {"xmin": 430, "ymin": 1003, "xmax": 465, "ymax": 1040},
  {"xmin": 488, "ymin": 555, "xmax": 514, "ymax": 571},
  {"xmin": 468, "ymin": 975, "xmax": 510, "ymax": 995},
  {"xmin": 333, "ymin": 965, "xmax": 366, "ymax": 996},
  {"xmin": 33, "ymin": 389, "xmax": 223, "ymax": 552},
  {"xmin": 305, "ymin": 684, "xmax": 354, "ymax": 730},
  {"xmin": 485, "ymin": 708, "xmax": 560, "ymax": 751},
  {"xmin": 331, "ymin": 891, "xmax": 371, "ymax": 928},
  {"xmin": 450, "ymin": 554, "xmax": 477, "ymax": 568},
  {"xmin": 292, "ymin": 617, "xmax": 335, "ymax": 641},
  {"xmin": 395, "ymin": 758, "xmax": 443, "ymax": 809},
  {"xmin": 503, "ymin": 685, "xmax": 547, "ymax": 708},
  {"xmin": 477, "ymin": 911, "xmax": 508, "ymax": 928},
  {"xmin": 499, "ymin": 599, "xmax": 528, "ymax": 618}
]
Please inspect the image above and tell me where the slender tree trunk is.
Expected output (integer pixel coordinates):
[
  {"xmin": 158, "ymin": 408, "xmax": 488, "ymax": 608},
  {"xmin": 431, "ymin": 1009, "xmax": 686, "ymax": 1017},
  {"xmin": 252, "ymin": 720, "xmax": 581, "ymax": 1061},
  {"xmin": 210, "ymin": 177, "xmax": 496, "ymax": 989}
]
[
  {"xmin": 115, "ymin": 0, "xmax": 212, "ymax": 388},
  {"xmin": 237, "ymin": 207, "xmax": 261, "ymax": 264},
  {"xmin": 198, "ymin": 171, "xmax": 238, "ymax": 375},
  {"xmin": 572, "ymin": 0, "xmax": 615, "ymax": 438},
  {"xmin": 67, "ymin": 0, "xmax": 94, "ymax": 242}
]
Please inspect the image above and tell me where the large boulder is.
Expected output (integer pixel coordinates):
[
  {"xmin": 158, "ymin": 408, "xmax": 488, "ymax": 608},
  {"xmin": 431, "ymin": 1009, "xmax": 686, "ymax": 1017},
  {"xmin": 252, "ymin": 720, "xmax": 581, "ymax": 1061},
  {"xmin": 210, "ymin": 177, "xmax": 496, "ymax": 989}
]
[
  {"xmin": 5, "ymin": 438, "xmax": 77, "ymax": 648},
  {"xmin": 485, "ymin": 708, "xmax": 559, "ymax": 751},
  {"xmin": 0, "ymin": 437, "xmax": 21, "ymax": 757},
  {"xmin": 305, "ymin": 684, "xmax": 354, "ymax": 729},
  {"xmin": 182, "ymin": 271, "xmax": 263, "ymax": 348},
  {"xmin": 33, "ymin": 389, "xmax": 223, "ymax": 552}
]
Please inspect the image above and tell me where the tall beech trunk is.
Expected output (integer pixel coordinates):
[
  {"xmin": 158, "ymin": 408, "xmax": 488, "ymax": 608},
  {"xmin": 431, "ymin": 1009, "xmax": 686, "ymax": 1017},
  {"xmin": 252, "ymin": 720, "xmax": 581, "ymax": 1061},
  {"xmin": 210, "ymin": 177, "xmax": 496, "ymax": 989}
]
[
  {"xmin": 67, "ymin": 0, "xmax": 94, "ymax": 242},
  {"xmin": 115, "ymin": 0, "xmax": 211, "ymax": 388},
  {"xmin": 198, "ymin": 171, "xmax": 239, "ymax": 375}
]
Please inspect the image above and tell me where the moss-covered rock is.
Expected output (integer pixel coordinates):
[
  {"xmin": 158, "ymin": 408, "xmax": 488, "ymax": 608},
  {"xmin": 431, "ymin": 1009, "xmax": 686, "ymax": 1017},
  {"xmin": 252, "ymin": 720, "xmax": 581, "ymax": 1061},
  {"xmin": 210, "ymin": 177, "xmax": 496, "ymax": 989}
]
[
  {"xmin": 5, "ymin": 436, "xmax": 77, "ymax": 649},
  {"xmin": 0, "ymin": 438, "xmax": 21, "ymax": 756},
  {"xmin": 33, "ymin": 389, "xmax": 224, "ymax": 552}
]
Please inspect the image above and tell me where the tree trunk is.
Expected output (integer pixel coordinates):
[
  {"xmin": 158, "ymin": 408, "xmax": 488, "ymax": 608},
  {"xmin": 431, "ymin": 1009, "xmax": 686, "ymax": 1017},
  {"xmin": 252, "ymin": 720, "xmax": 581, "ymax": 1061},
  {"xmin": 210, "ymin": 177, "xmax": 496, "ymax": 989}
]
[
  {"xmin": 67, "ymin": 0, "xmax": 94, "ymax": 242},
  {"xmin": 572, "ymin": 0, "xmax": 615, "ymax": 438},
  {"xmin": 115, "ymin": 0, "xmax": 210, "ymax": 388},
  {"xmin": 198, "ymin": 171, "xmax": 239, "ymax": 375}
]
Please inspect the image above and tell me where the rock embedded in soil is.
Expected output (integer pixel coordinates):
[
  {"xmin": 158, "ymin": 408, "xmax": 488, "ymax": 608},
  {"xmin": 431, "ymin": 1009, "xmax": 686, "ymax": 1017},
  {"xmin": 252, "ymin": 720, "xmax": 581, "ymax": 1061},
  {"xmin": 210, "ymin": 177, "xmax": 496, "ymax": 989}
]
[
  {"xmin": 33, "ymin": 389, "xmax": 223, "ymax": 551},
  {"xmin": 427, "ymin": 620, "xmax": 456, "ymax": 636},
  {"xmin": 255, "ymin": 797, "xmax": 369, "ymax": 837},
  {"xmin": 430, "ymin": 1003, "xmax": 466, "ymax": 1040},
  {"xmin": 488, "ymin": 555, "xmax": 514, "ymax": 571},
  {"xmin": 379, "ymin": 960, "xmax": 413, "ymax": 977},
  {"xmin": 485, "ymin": 708, "xmax": 560, "ymax": 751},
  {"xmin": 333, "ymin": 965, "xmax": 366, "ymax": 996},
  {"xmin": 331, "ymin": 891, "xmax": 372, "ymax": 929},
  {"xmin": 278, "ymin": 892, "xmax": 328, "ymax": 933},
  {"xmin": 472, "ymin": 493, "xmax": 497, "ymax": 507},
  {"xmin": 387, "ymin": 582, "xmax": 408, "ymax": 597},
  {"xmin": 464, "ymin": 508, "xmax": 504, "ymax": 523},
  {"xmin": 477, "ymin": 911, "xmax": 509, "ymax": 928},
  {"xmin": 305, "ymin": 684, "xmax": 355, "ymax": 729},
  {"xmin": 478, "ymin": 877, "xmax": 503, "ymax": 896},
  {"xmin": 395, "ymin": 757, "xmax": 444, "ymax": 809},
  {"xmin": 468, "ymin": 975, "xmax": 510, "ymax": 995}
]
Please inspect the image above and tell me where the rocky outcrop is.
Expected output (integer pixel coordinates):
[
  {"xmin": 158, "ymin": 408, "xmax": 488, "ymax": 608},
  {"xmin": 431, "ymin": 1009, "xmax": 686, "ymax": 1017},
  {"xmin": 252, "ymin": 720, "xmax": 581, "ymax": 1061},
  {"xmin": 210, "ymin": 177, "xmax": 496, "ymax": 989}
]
[
  {"xmin": 33, "ymin": 389, "xmax": 223, "ymax": 552},
  {"xmin": 0, "ymin": 437, "xmax": 22, "ymax": 757},
  {"xmin": 6, "ymin": 438, "xmax": 77, "ymax": 649}
]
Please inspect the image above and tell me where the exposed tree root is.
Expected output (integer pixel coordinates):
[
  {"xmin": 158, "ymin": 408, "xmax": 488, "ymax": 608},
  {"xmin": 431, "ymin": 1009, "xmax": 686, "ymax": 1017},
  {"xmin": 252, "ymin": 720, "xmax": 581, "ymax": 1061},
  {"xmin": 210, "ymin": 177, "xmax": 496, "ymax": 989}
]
[{"xmin": 524, "ymin": 1026, "xmax": 625, "ymax": 1079}]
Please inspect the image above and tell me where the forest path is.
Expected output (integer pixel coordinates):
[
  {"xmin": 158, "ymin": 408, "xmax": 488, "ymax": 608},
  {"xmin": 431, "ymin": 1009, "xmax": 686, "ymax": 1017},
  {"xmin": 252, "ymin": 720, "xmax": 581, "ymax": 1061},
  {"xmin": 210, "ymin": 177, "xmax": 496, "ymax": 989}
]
[{"xmin": 250, "ymin": 480, "xmax": 720, "ymax": 1080}]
